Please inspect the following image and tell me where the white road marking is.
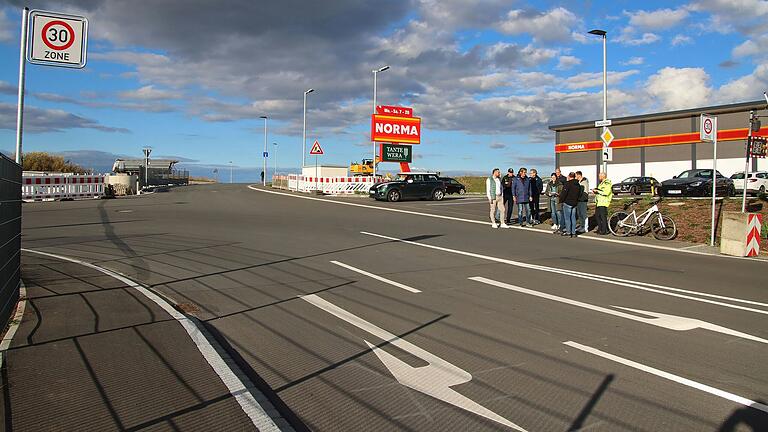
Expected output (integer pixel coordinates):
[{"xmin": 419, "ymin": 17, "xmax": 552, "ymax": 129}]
[
  {"xmin": 471, "ymin": 277, "xmax": 768, "ymax": 345},
  {"xmin": 22, "ymin": 248, "xmax": 285, "ymax": 432},
  {"xmin": 330, "ymin": 261, "xmax": 421, "ymax": 293},
  {"xmin": 360, "ymin": 231, "xmax": 768, "ymax": 316},
  {"xmin": 426, "ymin": 199, "xmax": 488, "ymax": 206},
  {"xmin": 563, "ymin": 341, "xmax": 768, "ymax": 415},
  {"xmin": 0, "ymin": 281, "xmax": 27, "ymax": 368},
  {"xmin": 247, "ymin": 186, "xmax": 768, "ymax": 263},
  {"xmin": 301, "ymin": 294, "xmax": 526, "ymax": 431}
]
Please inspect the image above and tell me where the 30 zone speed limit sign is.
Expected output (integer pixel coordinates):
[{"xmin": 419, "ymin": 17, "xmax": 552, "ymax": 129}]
[{"xmin": 27, "ymin": 10, "xmax": 88, "ymax": 68}]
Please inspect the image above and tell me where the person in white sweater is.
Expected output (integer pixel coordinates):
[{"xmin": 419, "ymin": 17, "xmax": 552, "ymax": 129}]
[{"xmin": 486, "ymin": 168, "xmax": 510, "ymax": 228}]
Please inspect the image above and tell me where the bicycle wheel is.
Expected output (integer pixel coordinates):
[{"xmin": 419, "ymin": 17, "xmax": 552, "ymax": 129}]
[
  {"xmin": 609, "ymin": 212, "xmax": 632, "ymax": 236},
  {"xmin": 652, "ymin": 214, "xmax": 677, "ymax": 240}
]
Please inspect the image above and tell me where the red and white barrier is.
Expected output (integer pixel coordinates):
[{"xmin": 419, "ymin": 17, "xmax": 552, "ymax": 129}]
[
  {"xmin": 746, "ymin": 213, "xmax": 762, "ymax": 257},
  {"xmin": 22, "ymin": 173, "xmax": 106, "ymax": 202},
  {"xmin": 275, "ymin": 174, "xmax": 385, "ymax": 194}
]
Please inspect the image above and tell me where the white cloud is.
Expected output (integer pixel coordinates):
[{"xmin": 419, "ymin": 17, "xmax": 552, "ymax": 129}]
[
  {"xmin": 118, "ymin": 85, "xmax": 178, "ymax": 101},
  {"xmin": 716, "ymin": 63, "xmax": 768, "ymax": 103},
  {"xmin": 732, "ymin": 34, "xmax": 768, "ymax": 58},
  {"xmin": 497, "ymin": 7, "xmax": 580, "ymax": 43},
  {"xmin": 565, "ymin": 70, "xmax": 640, "ymax": 90},
  {"xmin": 556, "ymin": 55, "xmax": 581, "ymax": 70},
  {"xmin": 487, "ymin": 43, "xmax": 558, "ymax": 68},
  {"xmin": 0, "ymin": 10, "xmax": 14, "ymax": 43},
  {"xmin": 621, "ymin": 57, "xmax": 645, "ymax": 66},
  {"xmin": 625, "ymin": 8, "xmax": 689, "ymax": 30},
  {"xmin": 671, "ymin": 34, "xmax": 693, "ymax": 46},
  {"xmin": 619, "ymin": 32, "xmax": 662, "ymax": 46},
  {"xmin": 646, "ymin": 67, "xmax": 711, "ymax": 110}
]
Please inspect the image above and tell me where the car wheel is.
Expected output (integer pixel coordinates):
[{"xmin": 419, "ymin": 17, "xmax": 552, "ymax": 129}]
[
  {"xmin": 432, "ymin": 189, "xmax": 445, "ymax": 201},
  {"xmin": 387, "ymin": 189, "xmax": 401, "ymax": 202},
  {"xmin": 459, "ymin": 188, "xmax": 466, "ymax": 195},
  {"xmin": 629, "ymin": 186, "xmax": 638, "ymax": 195},
  {"xmin": 760, "ymin": 185, "xmax": 766, "ymax": 195},
  {"xmin": 728, "ymin": 185, "xmax": 736, "ymax": 197}
]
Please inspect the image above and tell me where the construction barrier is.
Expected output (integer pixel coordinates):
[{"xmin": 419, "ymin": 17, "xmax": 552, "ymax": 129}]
[
  {"xmin": 274, "ymin": 175, "xmax": 384, "ymax": 195},
  {"xmin": 22, "ymin": 173, "xmax": 106, "ymax": 201},
  {"xmin": 746, "ymin": 214, "xmax": 762, "ymax": 257}
]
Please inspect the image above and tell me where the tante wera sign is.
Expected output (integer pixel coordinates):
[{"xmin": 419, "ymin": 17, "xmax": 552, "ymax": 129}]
[
  {"xmin": 380, "ymin": 143, "xmax": 412, "ymax": 163},
  {"xmin": 27, "ymin": 10, "xmax": 88, "ymax": 68},
  {"xmin": 371, "ymin": 105, "xmax": 421, "ymax": 144}
]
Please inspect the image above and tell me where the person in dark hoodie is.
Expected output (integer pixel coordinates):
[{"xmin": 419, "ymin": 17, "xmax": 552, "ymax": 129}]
[
  {"xmin": 501, "ymin": 168, "xmax": 515, "ymax": 225},
  {"xmin": 559, "ymin": 172, "xmax": 581, "ymax": 237},
  {"xmin": 528, "ymin": 169, "xmax": 543, "ymax": 225}
]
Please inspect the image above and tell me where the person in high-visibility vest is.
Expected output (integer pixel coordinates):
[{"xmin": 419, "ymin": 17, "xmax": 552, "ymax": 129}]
[{"xmin": 593, "ymin": 172, "xmax": 613, "ymax": 235}]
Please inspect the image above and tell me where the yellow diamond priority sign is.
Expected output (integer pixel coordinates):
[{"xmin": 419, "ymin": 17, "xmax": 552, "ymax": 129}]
[{"xmin": 600, "ymin": 128, "xmax": 614, "ymax": 147}]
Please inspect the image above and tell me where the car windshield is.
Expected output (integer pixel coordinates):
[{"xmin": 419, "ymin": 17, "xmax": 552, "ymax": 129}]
[
  {"xmin": 731, "ymin": 173, "xmax": 745, "ymax": 179},
  {"xmin": 676, "ymin": 170, "xmax": 697, "ymax": 179},
  {"xmin": 398, "ymin": 174, "xmax": 413, "ymax": 181},
  {"xmin": 622, "ymin": 177, "xmax": 638, "ymax": 183}
]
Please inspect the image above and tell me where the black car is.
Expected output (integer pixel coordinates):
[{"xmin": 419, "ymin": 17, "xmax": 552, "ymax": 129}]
[
  {"xmin": 439, "ymin": 177, "xmax": 466, "ymax": 195},
  {"xmin": 660, "ymin": 169, "xmax": 735, "ymax": 197},
  {"xmin": 369, "ymin": 172, "xmax": 446, "ymax": 202},
  {"xmin": 612, "ymin": 176, "xmax": 659, "ymax": 195}
]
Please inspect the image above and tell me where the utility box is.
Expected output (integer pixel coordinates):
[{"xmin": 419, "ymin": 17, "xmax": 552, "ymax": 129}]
[{"xmin": 720, "ymin": 212, "xmax": 762, "ymax": 257}]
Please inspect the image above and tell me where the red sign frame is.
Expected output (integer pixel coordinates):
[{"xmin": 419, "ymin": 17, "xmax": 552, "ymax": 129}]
[{"xmin": 376, "ymin": 105, "xmax": 413, "ymax": 117}]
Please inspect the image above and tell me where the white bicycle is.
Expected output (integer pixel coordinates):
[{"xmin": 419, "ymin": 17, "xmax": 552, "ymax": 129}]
[{"xmin": 608, "ymin": 201, "xmax": 677, "ymax": 240}]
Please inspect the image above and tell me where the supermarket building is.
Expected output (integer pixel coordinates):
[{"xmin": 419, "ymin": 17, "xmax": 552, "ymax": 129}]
[{"xmin": 550, "ymin": 100, "xmax": 768, "ymax": 183}]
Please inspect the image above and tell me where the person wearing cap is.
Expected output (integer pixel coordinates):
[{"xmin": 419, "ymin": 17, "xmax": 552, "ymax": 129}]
[{"xmin": 501, "ymin": 168, "xmax": 515, "ymax": 225}]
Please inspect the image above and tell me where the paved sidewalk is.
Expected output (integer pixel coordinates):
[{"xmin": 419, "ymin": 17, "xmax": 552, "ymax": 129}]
[{"xmin": 0, "ymin": 252, "xmax": 283, "ymax": 431}]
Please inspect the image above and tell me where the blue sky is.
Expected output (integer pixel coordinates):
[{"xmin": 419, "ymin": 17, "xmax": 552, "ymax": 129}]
[{"xmin": 1, "ymin": 0, "xmax": 767, "ymax": 180}]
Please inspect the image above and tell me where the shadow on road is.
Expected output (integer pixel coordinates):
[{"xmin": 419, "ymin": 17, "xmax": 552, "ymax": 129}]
[
  {"xmin": 568, "ymin": 374, "xmax": 614, "ymax": 431},
  {"xmin": 718, "ymin": 400, "xmax": 768, "ymax": 431}
]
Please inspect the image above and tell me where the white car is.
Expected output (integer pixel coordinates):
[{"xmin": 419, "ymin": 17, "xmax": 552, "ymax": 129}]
[{"xmin": 731, "ymin": 171, "xmax": 768, "ymax": 195}]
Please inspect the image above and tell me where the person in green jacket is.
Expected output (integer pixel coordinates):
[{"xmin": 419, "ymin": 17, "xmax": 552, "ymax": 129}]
[{"xmin": 592, "ymin": 171, "xmax": 613, "ymax": 235}]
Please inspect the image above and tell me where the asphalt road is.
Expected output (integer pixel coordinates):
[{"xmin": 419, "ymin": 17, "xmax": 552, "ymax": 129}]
[{"xmin": 21, "ymin": 184, "xmax": 768, "ymax": 431}]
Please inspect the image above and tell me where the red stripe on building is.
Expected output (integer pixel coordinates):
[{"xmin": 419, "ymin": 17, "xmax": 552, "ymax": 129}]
[{"xmin": 556, "ymin": 126, "xmax": 768, "ymax": 153}]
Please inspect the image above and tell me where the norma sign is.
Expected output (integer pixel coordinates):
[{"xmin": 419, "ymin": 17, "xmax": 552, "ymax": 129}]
[
  {"xmin": 700, "ymin": 114, "xmax": 717, "ymax": 142},
  {"xmin": 309, "ymin": 140, "xmax": 324, "ymax": 155},
  {"xmin": 27, "ymin": 10, "xmax": 88, "ymax": 68},
  {"xmin": 371, "ymin": 114, "xmax": 421, "ymax": 144},
  {"xmin": 380, "ymin": 144, "xmax": 412, "ymax": 163}
]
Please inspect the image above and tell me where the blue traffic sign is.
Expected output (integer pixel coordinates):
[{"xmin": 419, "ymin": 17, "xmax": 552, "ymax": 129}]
[{"xmin": 263, "ymin": 151, "xmax": 269, "ymax": 158}]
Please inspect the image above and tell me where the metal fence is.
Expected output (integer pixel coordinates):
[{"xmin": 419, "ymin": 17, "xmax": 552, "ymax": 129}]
[{"xmin": 0, "ymin": 154, "xmax": 21, "ymax": 327}]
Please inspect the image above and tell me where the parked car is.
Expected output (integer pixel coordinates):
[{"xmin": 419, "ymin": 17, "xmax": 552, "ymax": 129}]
[
  {"xmin": 612, "ymin": 176, "xmax": 659, "ymax": 195},
  {"xmin": 438, "ymin": 177, "xmax": 466, "ymax": 195},
  {"xmin": 731, "ymin": 171, "xmax": 768, "ymax": 195},
  {"xmin": 369, "ymin": 172, "xmax": 446, "ymax": 202},
  {"xmin": 659, "ymin": 169, "xmax": 735, "ymax": 197}
]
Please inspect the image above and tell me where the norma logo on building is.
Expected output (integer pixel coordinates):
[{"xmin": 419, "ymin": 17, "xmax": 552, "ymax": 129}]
[
  {"xmin": 27, "ymin": 10, "xmax": 88, "ymax": 68},
  {"xmin": 746, "ymin": 214, "xmax": 762, "ymax": 257}
]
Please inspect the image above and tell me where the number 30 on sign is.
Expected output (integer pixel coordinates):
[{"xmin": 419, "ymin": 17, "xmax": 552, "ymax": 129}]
[{"xmin": 27, "ymin": 10, "xmax": 88, "ymax": 68}]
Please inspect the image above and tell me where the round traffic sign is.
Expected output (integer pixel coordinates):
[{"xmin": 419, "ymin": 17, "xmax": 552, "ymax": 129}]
[
  {"xmin": 703, "ymin": 118, "xmax": 713, "ymax": 135},
  {"xmin": 42, "ymin": 20, "xmax": 76, "ymax": 51}
]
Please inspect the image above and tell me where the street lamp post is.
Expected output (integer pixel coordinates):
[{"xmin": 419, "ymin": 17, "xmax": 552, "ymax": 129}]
[
  {"xmin": 302, "ymin": 88, "xmax": 314, "ymax": 169},
  {"xmin": 589, "ymin": 29, "xmax": 608, "ymax": 175},
  {"xmin": 372, "ymin": 65, "xmax": 389, "ymax": 178},
  {"xmin": 260, "ymin": 115, "xmax": 268, "ymax": 186},
  {"xmin": 229, "ymin": 161, "xmax": 233, "ymax": 184}
]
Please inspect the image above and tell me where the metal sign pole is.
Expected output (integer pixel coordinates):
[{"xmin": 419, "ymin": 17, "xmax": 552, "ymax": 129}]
[
  {"xmin": 15, "ymin": 7, "xmax": 30, "ymax": 165},
  {"xmin": 315, "ymin": 155, "xmax": 318, "ymax": 192},
  {"xmin": 710, "ymin": 132, "xmax": 718, "ymax": 247},
  {"xmin": 741, "ymin": 111, "xmax": 754, "ymax": 213}
]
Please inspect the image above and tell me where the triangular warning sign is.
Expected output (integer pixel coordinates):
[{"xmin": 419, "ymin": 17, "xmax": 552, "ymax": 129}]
[{"xmin": 309, "ymin": 140, "xmax": 324, "ymax": 155}]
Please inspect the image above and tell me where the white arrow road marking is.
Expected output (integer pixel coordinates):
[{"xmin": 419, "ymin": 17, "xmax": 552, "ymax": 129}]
[
  {"xmin": 360, "ymin": 231, "xmax": 768, "ymax": 316},
  {"xmin": 470, "ymin": 277, "xmax": 768, "ymax": 345},
  {"xmin": 563, "ymin": 341, "xmax": 768, "ymax": 415},
  {"xmin": 301, "ymin": 294, "xmax": 527, "ymax": 431},
  {"xmin": 330, "ymin": 261, "xmax": 421, "ymax": 293}
]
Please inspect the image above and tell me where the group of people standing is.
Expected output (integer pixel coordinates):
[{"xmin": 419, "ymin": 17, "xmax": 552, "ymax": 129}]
[
  {"xmin": 487, "ymin": 167, "xmax": 613, "ymax": 236},
  {"xmin": 486, "ymin": 167, "xmax": 543, "ymax": 229}
]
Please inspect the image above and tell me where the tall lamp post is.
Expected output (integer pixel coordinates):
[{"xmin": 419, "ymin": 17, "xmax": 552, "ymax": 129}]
[
  {"xmin": 372, "ymin": 65, "xmax": 390, "ymax": 178},
  {"xmin": 260, "ymin": 115, "xmax": 268, "ymax": 186},
  {"xmin": 302, "ymin": 88, "xmax": 314, "ymax": 169},
  {"xmin": 589, "ymin": 29, "xmax": 608, "ymax": 175},
  {"xmin": 229, "ymin": 161, "xmax": 233, "ymax": 184}
]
